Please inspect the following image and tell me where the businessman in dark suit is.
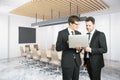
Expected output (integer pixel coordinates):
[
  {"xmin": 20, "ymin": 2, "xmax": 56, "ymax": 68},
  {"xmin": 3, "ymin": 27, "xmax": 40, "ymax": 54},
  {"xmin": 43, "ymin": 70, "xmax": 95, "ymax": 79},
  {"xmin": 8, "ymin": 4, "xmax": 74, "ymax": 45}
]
[
  {"xmin": 84, "ymin": 16, "xmax": 107, "ymax": 80},
  {"xmin": 56, "ymin": 15, "xmax": 82, "ymax": 80}
]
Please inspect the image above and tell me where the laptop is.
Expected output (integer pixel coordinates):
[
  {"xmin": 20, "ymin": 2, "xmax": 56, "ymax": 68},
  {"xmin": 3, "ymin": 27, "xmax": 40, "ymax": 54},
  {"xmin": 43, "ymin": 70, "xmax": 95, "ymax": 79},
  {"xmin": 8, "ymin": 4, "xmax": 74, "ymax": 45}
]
[{"xmin": 68, "ymin": 35, "xmax": 89, "ymax": 48}]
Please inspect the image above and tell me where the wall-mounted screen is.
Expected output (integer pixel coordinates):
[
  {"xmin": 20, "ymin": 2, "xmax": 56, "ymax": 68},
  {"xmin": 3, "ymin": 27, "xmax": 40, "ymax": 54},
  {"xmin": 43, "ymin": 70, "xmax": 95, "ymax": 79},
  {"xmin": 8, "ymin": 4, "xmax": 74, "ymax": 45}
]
[{"xmin": 19, "ymin": 27, "xmax": 36, "ymax": 43}]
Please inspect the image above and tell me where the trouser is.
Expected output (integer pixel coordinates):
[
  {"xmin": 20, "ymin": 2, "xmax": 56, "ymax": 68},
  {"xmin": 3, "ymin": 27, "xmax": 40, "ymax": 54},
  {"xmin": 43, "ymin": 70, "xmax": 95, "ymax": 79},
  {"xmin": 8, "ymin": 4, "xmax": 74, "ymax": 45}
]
[
  {"xmin": 62, "ymin": 59, "xmax": 80, "ymax": 80},
  {"xmin": 86, "ymin": 59, "xmax": 101, "ymax": 80}
]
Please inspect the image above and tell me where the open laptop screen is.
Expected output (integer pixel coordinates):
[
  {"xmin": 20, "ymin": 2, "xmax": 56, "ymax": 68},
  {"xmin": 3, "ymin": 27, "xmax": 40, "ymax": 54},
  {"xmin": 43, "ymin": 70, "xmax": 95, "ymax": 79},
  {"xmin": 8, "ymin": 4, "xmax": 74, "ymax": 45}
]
[{"xmin": 68, "ymin": 35, "xmax": 89, "ymax": 48}]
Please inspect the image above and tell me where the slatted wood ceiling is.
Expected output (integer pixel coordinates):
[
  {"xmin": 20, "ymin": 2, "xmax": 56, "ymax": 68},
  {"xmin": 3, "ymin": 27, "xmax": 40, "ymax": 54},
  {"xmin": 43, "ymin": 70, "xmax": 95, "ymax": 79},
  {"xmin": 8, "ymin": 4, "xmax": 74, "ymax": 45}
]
[{"xmin": 10, "ymin": 0, "xmax": 109, "ymax": 20}]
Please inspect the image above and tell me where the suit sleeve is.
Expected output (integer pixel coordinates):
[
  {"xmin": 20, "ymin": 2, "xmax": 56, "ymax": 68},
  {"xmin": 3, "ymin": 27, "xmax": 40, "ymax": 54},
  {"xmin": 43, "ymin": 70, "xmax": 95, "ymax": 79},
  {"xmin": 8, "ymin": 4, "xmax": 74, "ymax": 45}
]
[
  {"xmin": 91, "ymin": 32, "xmax": 107, "ymax": 55},
  {"xmin": 56, "ymin": 31, "xmax": 63, "ymax": 51}
]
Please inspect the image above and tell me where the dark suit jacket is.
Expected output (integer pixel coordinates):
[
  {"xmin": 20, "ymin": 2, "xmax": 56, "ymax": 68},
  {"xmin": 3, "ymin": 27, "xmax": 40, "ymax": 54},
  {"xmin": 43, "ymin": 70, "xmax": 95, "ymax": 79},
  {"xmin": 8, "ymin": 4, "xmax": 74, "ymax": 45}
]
[
  {"xmin": 56, "ymin": 28, "xmax": 81, "ymax": 68},
  {"xmin": 84, "ymin": 30, "xmax": 107, "ymax": 69}
]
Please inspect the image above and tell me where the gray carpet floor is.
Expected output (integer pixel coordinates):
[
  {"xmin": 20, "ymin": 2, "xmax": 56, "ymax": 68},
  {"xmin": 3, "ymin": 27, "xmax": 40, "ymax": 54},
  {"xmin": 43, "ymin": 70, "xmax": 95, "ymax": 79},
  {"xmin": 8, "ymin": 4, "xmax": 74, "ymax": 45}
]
[{"xmin": 0, "ymin": 57, "xmax": 120, "ymax": 80}]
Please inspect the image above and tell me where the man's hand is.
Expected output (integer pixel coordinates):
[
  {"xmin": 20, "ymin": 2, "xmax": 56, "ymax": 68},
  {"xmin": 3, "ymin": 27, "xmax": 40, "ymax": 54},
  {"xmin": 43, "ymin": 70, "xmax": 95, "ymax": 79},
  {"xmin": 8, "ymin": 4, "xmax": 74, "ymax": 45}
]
[
  {"xmin": 75, "ymin": 46, "xmax": 82, "ymax": 51},
  {"xmin": 84, "ymin": 47, "xmax": 92, "ymax": 53}
]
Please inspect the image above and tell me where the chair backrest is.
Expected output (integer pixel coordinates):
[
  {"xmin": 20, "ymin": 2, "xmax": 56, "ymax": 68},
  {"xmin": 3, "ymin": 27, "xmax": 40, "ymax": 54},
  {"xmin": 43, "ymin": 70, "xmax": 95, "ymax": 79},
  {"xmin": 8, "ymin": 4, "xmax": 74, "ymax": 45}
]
[
  {"xmin": 37, "ymin": 50, "xmax": 41, "ymax": 57},
  {"xmin": 34, "ymin": 44, "xmax": 39, "ymax": 50},
  {"xmin": 51, "ymin": 51, "xmax": 59, "ymax": 61},
  {"xmin": 50, "ymin": 51, "xmax": 61, "ymax": 66},
  {"xmin": 40, "ymin": 50, "xmax": 49, "ymax": 62},
  {"xmin": 25, "ymin": 47, "xmax": 30, "ymax": 54},
  {"xmin": 20, "ymin": 46, "xmax": 25, "ymax": 56},
  {"xmin": 51, "ymin": 44, "xmax": 56, "ymax": 51},
  {"xmin": 32, "ymin": 48, "xmax": 37, "ymax": 56},
  {"xmin": 25, "ymin": 45, "xmax": 30, "ymax": 51},
  {"xmin": 57, "ymin": 51, "xmax": 62, "ymax": 60},
  {"xmin": 41, "ymin": 50, "xmax": 47, "ymax": 58},
  {"xmin": 20, "ymin": 46, "xmax": 24, "ymax": 53},
  {"xmin": 46, "ymin": 50, "xmax": 52, "ymax": 58}
]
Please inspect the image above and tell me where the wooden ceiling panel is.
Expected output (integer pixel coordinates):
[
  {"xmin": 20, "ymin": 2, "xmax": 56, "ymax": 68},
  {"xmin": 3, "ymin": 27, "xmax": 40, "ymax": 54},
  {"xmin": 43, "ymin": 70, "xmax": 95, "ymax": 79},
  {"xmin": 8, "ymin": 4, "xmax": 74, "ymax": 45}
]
[{"xmin": 10, "ymin": 0, "xmax": 109, "ymax": 20}]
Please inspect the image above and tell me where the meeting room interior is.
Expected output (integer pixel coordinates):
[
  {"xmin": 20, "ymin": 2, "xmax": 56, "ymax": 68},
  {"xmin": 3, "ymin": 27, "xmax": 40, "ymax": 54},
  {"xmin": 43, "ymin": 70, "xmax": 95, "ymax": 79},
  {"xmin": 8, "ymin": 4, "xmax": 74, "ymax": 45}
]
[{"xmin": 0, "ymin": 0, "xmax": 120, "ymax": 80}]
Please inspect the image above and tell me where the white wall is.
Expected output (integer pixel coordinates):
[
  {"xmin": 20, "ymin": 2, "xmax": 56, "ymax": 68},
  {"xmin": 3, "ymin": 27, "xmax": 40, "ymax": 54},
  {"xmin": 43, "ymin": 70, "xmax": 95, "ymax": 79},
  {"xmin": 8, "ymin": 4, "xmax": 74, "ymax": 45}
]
[
  {"xmin": 0, "ymin": 13, "xmax": 35, "ymax": 59},
  {"xmin": 94, "ymin": 15, "xmax": 111, "ymax": 60},
  {"xmin": 0, "ymin": 13, "xmax": 8, "ymax": 59},
  {"xmin": 9, "ymin": 14, "xmax": 35, "ymax": 58},
  {"xmin": 110, "ymin": 12, "xmax": 120, "ymax": 61},
  {"xmin": 36, "ymin": 23, "xmax": 68, "ymax": 50}
]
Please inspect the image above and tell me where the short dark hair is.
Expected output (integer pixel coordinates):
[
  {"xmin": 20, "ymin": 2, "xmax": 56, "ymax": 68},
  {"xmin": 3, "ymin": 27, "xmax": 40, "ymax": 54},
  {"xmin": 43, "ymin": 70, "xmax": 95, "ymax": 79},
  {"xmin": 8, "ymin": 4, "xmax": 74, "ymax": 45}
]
[
  {"xmin": 85, "ymin": 16, "xmax": 95, "ymax": 24},
  {"xmin": 68, "ymin": 15, "xmax": 80, "ymax": 25}
]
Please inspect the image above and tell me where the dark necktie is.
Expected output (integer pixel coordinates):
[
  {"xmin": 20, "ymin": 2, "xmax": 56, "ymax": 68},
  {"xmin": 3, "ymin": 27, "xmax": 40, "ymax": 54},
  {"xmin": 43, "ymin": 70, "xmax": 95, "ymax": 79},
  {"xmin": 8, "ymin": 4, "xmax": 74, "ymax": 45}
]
[
  {"xmin": 71, "ymin": 31, "xmax": 75, "ymax": 35},
  {"xmin": 86, "ymin": 33, "xmax": 91, "ymax": 58},
  {"xmin": 71, "ymin": 31, "xmax": 77, "ymax": 57},
  {"xmin": 87, "ymin": 33, "xmax": 91, "ymax": 41}
]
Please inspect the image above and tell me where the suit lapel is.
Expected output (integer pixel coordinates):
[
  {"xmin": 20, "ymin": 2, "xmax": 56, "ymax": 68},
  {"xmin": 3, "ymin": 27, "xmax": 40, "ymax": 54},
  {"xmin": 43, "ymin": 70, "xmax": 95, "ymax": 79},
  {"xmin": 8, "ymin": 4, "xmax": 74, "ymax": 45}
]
[
  {"xmin": 90, "ymin": 30, "xmax": 98, "ymax": 46},
  {"xmin": 65, "ymin": 28, "xmax": 69, "ymax": 36},
  {"xmin": 63, "ymin": 28, "xmax": 69, "ymax": 41}
]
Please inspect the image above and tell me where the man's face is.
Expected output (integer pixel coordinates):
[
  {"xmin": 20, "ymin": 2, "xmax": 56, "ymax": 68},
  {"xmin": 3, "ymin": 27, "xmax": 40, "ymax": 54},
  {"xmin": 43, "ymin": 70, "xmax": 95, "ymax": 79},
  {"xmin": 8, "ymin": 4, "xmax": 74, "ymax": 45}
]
[
  {"xmin": 86, "ymin": 21, "xmax": 95, "ymax": 32},
  {"xmin": 70, "ymin": 21, "xmax": 79, "ymax": 31}
]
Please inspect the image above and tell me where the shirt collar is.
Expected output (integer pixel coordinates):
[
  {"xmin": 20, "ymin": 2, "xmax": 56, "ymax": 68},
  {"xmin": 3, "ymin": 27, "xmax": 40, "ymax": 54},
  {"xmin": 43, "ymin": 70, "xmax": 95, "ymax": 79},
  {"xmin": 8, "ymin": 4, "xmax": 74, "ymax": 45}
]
[
  {"xmin": 68, "ymin": 27, "xmax": 75, "ymax": 35},
  {"xmin": 68, "ymin": 27, "xmax": 74, "ymax": 32},
  {"xmin": 89, "ymin": 29, "xmax": 95, "ymax": 35}
]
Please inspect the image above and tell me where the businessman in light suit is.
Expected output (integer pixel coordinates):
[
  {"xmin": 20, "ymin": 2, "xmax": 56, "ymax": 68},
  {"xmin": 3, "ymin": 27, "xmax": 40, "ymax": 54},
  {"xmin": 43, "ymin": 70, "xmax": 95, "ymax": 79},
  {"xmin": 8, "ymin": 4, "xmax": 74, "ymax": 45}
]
[
  {"xmin": 84, "ymin": 16, "xmax": 107, "ymax": 80},
  {"xmin": 56, "ymin": 15, "xmax": 82, "ymax": 80}
]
